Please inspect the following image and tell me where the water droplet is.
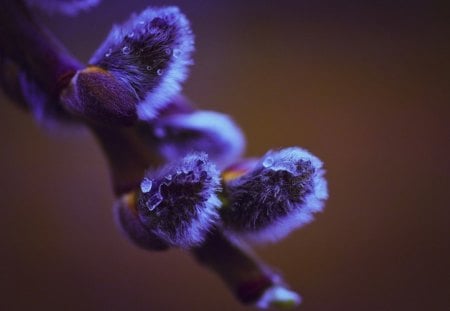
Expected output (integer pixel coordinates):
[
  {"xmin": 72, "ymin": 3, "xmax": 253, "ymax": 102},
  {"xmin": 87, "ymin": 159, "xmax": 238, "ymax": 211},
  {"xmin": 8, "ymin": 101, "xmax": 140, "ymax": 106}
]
[
  {"xmin": 173, "ymin": 49, "xmax": 181, "ymax": 58},
  {"xmin": 127, "ymin": 32, "xmax": 135, "ymax": 38},
  {"xmin": 164, "ymin": 48, "xmax": 172, "ymax": 56},
  {"xmin": 285, "ymin": 162, "xmax": 298, "ymax": 174},
  {"xmin": 165, "ymin": 175, "xmax": 172, "ymax": 181},
  {"xmin": 146, "ymin": 193, "xmax": 163, "ymax": 211},
  {"xmin": 140, "ymin": 178, "xmax": 153, "ymax": 193},
  {"xmin": 263, "ymin": 157, "xmax": 274, "ymax": 168},
  {"xmin": 157, "ymin": 69, "xmax": 163, "ymax": 76},
  {"xmin": 122, "ymin": 46, "xmax": 131, "ymax": 55},
  {"xmin": 105, "ymin": 48, "xmax": 112, "ymax": 57},
  {"xmin": 146, "ymin": 65, "xmax": 152, "ymax": 71}
]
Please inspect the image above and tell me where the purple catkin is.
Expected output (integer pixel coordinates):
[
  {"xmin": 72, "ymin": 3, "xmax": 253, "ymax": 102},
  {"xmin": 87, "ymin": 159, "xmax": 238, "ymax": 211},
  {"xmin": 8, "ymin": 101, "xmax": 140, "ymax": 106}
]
[
  {"xmin": 60, "ymin": 67, "xmax": 139, "ymax": 126},
  {"xmin": 89, "ymin": 6, "xmax": 194, "ymax": 120},
  {"xmin": 221, "ymin": 147, "xmax": 328, "ymax": 243},
  {"xmin": 151, "ymin": 110, "xmax": 246, "ymax": 169},
  {"xmin": 25, "ymin": 0, "xmax": 101, "ymax": 16},
  {"xmin": 136, "ymin": 153, "xmax": 221, "ymax": 248},
  {"xmin": 0, "ymin": 53, "xmax": 77, "ymax": 128},
  {"xmin": 18, "ymin": 68, "xmax": 79, "ymax": 128},
  {"xmin": 19, "ymin": 70, "xmax": 71, "ymax": 126}
]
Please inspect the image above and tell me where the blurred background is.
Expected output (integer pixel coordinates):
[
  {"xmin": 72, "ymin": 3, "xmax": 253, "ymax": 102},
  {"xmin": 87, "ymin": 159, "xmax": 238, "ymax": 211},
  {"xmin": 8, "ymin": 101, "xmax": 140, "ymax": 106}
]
[{"xmin": 0, "ymin": 0, "xmax": 449, "ymax": 310}]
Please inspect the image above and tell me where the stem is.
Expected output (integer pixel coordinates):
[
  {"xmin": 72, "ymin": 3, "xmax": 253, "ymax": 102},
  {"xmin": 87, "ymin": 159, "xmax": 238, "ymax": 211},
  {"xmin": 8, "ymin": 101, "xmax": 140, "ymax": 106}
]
[
  {"xmin": 0, "ymin": 0, "xmax": 82, "ymax": 99},
  {"xmin": 0, "ymin": 55, "xmax": 27, "ymax": 109},
  {"xmin": 0, "ymin": 3, "xmax": 301, "ymax": 309},
  {"xmin": 91, "ymin": 124, "xmax": 163, "ymax": 195},
  {"xmin": 192, "ymin": 231, "xmax": 276, "ymax": 304}
]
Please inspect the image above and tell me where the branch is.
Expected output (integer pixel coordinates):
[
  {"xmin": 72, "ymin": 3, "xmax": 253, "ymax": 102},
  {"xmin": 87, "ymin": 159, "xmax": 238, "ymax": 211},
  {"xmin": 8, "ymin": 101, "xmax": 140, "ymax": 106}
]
[
  {"xmin": 0, "ymin": 0, "xmax": 82, "ymax": 99},
  {"xmin": 0, "ymin": 2, "xmax": 304, "ymax": 309}
]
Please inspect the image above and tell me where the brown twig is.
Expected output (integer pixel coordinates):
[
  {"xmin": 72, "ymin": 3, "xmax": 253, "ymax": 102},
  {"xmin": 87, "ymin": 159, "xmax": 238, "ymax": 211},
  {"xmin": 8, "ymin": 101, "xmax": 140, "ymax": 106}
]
[
  {"xmin": 0, "ymin": 0, "xmax": 82, "ymax": 98},
  {"xmin": 0, "ymin": 1, "xmax": 300, "ymax": 308}
]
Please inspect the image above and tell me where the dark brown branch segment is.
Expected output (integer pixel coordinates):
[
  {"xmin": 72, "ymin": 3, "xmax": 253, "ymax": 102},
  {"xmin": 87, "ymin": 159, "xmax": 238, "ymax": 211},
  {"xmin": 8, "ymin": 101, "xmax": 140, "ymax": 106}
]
[
  {"xmin": 0, "ymin": 2, "xmax": 301, "ymax": 309},
  {"xmin": 91, "ymin": 124, "xmax": 163, "ymax": 195},
  {"xmin": 193, "ymin": 231, "xmax": 276, "ymax": 304},
  {"xmin": 0, "ymin": 0, "xmax": 82, "ymax": 99}
]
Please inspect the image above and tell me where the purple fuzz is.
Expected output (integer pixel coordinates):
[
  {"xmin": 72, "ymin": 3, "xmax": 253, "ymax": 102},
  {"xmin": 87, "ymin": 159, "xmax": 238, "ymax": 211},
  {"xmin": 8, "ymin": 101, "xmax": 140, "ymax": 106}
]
[
  {"xmin": 152, "ymin": 110, "xmax": 245, "ymax": 169},
  {"xmin": 221, "ymin": 147, "xmax": 328, "ymax": 243},
  {"xmin": 19, "ymin": 69, "xmax": 76, "ymax": 128},
  {"xmin": 137, "ymin": 153, "xmax": 221, "ymax": 248},
  {"xmin": 25, "ymin": 0, "xmax": 101, "ymax": 16},
  {"xmin": 90, "ymin": 6, "xmax": 194, "ymax": 120}
]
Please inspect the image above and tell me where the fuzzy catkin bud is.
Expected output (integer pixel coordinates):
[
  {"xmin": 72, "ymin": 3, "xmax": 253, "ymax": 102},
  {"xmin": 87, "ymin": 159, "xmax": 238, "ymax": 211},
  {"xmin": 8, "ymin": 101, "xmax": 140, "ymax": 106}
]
[
  {"xmin": 151, "ymin": 110, "xmax": 245, "ymax": 169},
  {"xmin": 90, "ymin": 6, "xmax": 194, "ymax": 120},
  {"xmin": 0, "ymin": 54, "xmax": 78, "ymax": 127},
  {"xmin": 137, "ymin": 153, "xmax": 221, "ymax": 248},
  {"xmin": 60, "ymin": 66, "xmax": 138, "ymax": 125},
  {"xmin": 25, "ymin": 0, "xmax": 100, "ymax": 16},
  {"xmin": 221, "ymin": 147, "xmax": 328, "ymax": 243}
]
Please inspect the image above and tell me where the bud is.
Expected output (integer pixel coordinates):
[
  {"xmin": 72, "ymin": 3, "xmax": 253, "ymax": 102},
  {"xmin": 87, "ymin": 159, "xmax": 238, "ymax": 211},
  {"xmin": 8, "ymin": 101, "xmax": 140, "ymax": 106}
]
[
  {"xmin": 0, "ymin": 54, "xmax": 79, "ymax": 127},
  {"xmin": 25, "ymin": 0, "xmax": 101, "ymax": 16},
  {"xmin": 151, "ymin": 110, "xmax": 245, "ymax": 169},
  {"xmin": 137, "ymin": 153, "xmax": 221, "ymax": 248},
  {"xmin": 256, "ymin": 285, "xmax": 302, "ymax": 309},
  {"xmin": 221, "ymin": 147, "xmax": 328, "ymax": 243},
  {"xmin": 114, "ymin": 192, "xmax": 169, "ymax": 251},
  {"xmin": 60, "ymin": 66, "xmax": 138, "ymax": 126},
  {"xmin": 90, "ymin": 6, "xmax": 194, "ymax": 120}
]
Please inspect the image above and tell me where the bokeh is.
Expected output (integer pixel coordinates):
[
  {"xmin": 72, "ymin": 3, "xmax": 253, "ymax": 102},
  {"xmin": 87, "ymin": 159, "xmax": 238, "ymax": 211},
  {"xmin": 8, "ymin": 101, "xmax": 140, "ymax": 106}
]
[{"xmin": 0, "ymin": 1, "xmax": 448, "ymax": 310}]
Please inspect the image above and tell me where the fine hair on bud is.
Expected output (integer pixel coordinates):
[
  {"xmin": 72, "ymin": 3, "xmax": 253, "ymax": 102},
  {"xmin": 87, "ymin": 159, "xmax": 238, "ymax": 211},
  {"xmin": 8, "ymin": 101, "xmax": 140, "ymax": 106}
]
[
  {"xmin": 90, "ymin": 6, "xmax": 195, "ymax": 120},
  {"xmin": 137, "ymin": 153, "xmax": 221, "ymax": 248},
  {"xmin": 0, "ymin": 54, "xmax": 78, "ymax": 128},
  {"xmin": 151, "ymin": 110, "xmax": 246, "ymax": 169},
  {"xmin": 60, "ymin": 67, "xmax": 138, "ymax": 126},
  {"xmin": 221, "ymin": 147, "xmax": 328, "ymax": 243}
]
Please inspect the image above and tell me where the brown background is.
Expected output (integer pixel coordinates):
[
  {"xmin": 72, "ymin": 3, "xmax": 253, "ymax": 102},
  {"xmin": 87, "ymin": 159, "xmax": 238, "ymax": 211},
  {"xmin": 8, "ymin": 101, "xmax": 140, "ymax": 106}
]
[{"xmin": 0, "ymin": 1, "xmax": 449, "ymax": 310}]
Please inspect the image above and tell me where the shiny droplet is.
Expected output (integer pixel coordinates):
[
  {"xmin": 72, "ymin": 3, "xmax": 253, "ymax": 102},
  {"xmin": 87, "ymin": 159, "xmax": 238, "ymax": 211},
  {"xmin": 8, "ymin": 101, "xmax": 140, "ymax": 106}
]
[
  {"xmin": 157, "ymin": 69, "xmax": 163, "ymax": 76},
  {"xmin": 263, "ymin": 157, "xmax": 274, "ymax": 168},
  {"xmin": 140, "ymin": 178, "xmax": 153, "ymax": 193},
  {"xmin": 105, "ymin": 48, "xmax": 112, "ymax": 57},
  {"xmin": 122, "ymin": 46, "xmax": 131, "ymax": 55},
  {"xmin": 173, "ymin": 49, "xmax": 181, "ymax": 58},
  {"xmin": 146, "ymin": 65, "xmax": 152, "ymax": 71},
  {"xmin": 146, "ymin": 193, "xmax": 163, "ymax": 211},
  {"xmin": 127, "ymin": 32, "xmax": 135, "ymax": 38}
]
